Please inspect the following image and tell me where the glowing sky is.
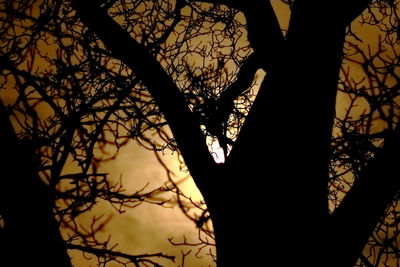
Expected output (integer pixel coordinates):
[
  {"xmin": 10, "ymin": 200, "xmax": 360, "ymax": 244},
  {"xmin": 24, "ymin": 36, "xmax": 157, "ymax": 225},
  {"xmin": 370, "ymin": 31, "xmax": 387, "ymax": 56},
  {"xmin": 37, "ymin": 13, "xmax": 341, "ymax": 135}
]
[{"xmin": 1, "ymin": 1, "xmax": 397, "ymax": 266}]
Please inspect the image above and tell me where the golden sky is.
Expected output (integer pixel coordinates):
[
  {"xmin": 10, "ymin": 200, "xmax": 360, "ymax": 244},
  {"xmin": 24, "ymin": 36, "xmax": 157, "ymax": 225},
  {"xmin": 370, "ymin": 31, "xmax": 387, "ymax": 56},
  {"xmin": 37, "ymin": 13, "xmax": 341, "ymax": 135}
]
[
  {"xmin": 64, "ymin": 139, "xmax": 213, "ymax": 266},
  {"xmin": 61, "ymin": 3, "xmax": 290, "ymax": 266},
  {"xmin": 1, "ymin": 1, "xmax": 399, "ymax": 266}
]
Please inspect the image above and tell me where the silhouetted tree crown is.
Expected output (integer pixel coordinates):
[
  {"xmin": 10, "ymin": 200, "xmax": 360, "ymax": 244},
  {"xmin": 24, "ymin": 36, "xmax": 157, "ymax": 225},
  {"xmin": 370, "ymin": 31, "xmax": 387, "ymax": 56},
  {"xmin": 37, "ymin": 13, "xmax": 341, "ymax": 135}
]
[{"xmin": 1, "ymin": 0, "xmax": 400, "ymax": 266}]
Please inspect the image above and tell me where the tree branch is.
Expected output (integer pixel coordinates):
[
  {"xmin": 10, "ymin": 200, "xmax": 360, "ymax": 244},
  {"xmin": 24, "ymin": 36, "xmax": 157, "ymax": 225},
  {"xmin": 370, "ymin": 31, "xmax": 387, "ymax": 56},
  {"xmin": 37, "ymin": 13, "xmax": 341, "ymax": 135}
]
[
  {"xmin": 71, "ymin": 0, "xmax": 217, "ymax": 194},
  {"xmin": 238, "ymin": 0, "xmax": 286, "ymax": 71},
  {"xmin": 331, "ymin": 128, "xmax": 400, "ymax": 267},
  {"xmin": 67, "ymin": 243, "xmax": 175, "ymax": 266},
  {"xmin": 196, "ymin": 0, "xmax": 285, "ymax": 71}
]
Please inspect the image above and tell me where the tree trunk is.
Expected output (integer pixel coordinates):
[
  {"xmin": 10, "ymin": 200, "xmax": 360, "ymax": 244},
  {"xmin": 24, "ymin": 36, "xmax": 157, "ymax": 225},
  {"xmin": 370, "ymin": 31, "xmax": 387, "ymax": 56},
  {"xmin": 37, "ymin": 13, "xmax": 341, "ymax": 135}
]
[
  {"xmin": 70, "ymin": 1, "xmax": 400, "ymax": 267},
  {"xmin": 211, "ymin": 2, "xmax": 364, "ymax": 264},
  {"xmin": 0, "ymin": 103, "xmax": 71, "ymax": 267}
]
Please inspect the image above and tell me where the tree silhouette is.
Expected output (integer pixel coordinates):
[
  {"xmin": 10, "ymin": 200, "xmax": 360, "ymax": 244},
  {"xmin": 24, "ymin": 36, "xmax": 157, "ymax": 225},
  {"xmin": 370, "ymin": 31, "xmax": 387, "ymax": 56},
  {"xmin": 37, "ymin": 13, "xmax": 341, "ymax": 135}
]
[{"xmin": 1, "ymin": 0, "xmax": 400, "ymax": 266}]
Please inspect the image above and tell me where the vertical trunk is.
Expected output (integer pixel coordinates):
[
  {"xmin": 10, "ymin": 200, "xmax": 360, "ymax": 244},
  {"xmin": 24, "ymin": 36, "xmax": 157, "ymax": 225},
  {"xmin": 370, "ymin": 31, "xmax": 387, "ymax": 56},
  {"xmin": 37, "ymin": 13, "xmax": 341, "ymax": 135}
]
[
  {"xmin": 213, "ymin": 1, "xmax": 374, "ymax": 266},
  {"xmin": 70, "ymin": 1, "xmax": 394, "ymax": 267},
  {"xmin": 216, "ymin": 2, "xmax": 349, "ymax": 264},
  {"xmin": 0, "ymin": 103, "xmax": 71, "ymax": 267}
]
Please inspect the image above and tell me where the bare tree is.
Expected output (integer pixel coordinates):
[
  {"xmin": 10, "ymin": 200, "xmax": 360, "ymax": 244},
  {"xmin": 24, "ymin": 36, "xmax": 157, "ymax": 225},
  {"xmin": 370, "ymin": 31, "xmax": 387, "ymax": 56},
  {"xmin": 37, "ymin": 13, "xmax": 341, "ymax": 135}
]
[
  {"xmin": 0, "ymin": 0, "xmax": 186, "ymax": 265},
  {"xmin": 1, "ymin": 0, "xmax": 400, "ymax": 266}
]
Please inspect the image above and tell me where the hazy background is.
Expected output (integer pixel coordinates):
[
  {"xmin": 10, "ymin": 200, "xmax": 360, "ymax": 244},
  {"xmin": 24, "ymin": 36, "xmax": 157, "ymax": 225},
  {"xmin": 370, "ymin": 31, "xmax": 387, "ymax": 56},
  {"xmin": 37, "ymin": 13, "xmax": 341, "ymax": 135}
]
[{"xmin": 1, "ymin": 1, "xmax": 395, "ymax": 266}]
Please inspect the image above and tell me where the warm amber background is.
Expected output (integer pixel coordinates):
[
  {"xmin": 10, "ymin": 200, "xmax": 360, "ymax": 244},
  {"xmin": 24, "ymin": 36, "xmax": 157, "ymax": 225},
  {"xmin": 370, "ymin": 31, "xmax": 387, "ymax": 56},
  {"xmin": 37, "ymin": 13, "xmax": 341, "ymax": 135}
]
[{"xmin": 1, "ymin": 1, "xmax": 397, "ymax": 266}]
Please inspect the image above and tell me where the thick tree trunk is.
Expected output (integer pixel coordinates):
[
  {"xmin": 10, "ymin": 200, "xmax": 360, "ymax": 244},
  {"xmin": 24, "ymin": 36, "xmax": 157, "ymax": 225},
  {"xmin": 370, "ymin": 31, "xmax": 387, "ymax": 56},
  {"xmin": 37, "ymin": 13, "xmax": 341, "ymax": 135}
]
[
  {"xmin": 214, "ymin": 1, "xmax": 377, "ymax": 265},
  {"xmin": 71, "ymin": 1, "xmax": 400, "ymax": 267},
  {"xmin": 216, "ymin": 73, "xmax": 331, "ymax": 267},
  {"xmin": 0, "ymin": 103, "xmax": 71, "ymax": 267}
]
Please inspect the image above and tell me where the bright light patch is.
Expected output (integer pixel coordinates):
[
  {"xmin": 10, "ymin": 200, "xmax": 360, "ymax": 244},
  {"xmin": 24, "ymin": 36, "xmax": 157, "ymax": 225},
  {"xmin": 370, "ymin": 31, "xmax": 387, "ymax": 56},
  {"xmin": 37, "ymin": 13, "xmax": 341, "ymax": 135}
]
[{"xmin": 206, "ymin": 135, "xmax": 225, "ymax": 164}]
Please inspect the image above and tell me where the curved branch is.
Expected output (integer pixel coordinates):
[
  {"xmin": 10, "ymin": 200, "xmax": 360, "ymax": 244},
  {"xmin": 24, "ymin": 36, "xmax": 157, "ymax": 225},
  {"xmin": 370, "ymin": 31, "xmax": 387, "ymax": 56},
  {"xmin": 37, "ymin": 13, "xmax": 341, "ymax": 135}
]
[
  {"xmin": 71, "ymin": 0, "xmax": 217, "ymax": 195},
  {"xmin": 194, "ymin": 0, "xmax": 285, "ymax": 71}
]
